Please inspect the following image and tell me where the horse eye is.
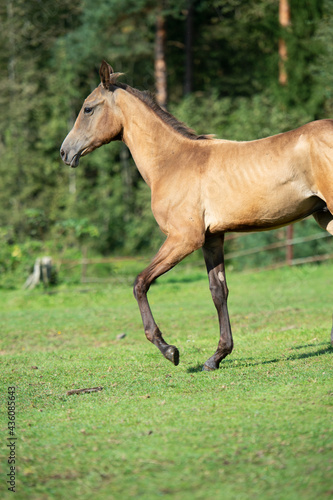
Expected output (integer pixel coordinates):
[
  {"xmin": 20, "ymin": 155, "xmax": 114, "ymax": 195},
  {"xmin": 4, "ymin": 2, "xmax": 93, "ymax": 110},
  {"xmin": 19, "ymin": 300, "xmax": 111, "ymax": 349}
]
[{"xmin": 84, "ymin": 107, "xmax": 93, "ymax": 114}]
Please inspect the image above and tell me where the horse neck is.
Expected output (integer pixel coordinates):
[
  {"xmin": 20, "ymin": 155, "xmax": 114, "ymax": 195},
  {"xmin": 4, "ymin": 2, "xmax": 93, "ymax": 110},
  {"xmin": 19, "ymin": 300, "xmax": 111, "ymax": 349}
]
[{"xmin": 116, "ymin": 89, "xmax": 184, "ymax": 188}]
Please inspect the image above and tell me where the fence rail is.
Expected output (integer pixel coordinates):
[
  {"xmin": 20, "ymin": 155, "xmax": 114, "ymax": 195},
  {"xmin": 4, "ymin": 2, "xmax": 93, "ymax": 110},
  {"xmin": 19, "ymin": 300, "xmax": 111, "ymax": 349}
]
[
  {"xmin": 54, "ymin": 227, "xmax": 332, "ymax": 283},
  {"xmin": 224, "ymin": 231, "xmax": 331, "ymax": 260}
]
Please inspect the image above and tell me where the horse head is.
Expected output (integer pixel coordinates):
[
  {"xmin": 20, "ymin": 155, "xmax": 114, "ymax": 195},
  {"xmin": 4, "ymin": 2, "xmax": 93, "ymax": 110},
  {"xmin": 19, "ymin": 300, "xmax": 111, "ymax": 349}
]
[{"xmin": 60, "ymin": 61, "xmax": 123, "ymax": 168}]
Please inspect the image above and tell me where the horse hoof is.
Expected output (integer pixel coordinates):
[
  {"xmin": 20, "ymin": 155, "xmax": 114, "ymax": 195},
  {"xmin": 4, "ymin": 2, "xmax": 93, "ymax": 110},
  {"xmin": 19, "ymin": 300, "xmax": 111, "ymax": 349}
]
[
  {"xmin": 164, "ymin": 345, "xmax": 179, "ymax": 366},
  {"xmin": 202, "ymin": 363, "xmax": 216, "ymax": 371},
  {"xmin": 202, "ymin": 358, "xmax": 219, "ymax": 371}
]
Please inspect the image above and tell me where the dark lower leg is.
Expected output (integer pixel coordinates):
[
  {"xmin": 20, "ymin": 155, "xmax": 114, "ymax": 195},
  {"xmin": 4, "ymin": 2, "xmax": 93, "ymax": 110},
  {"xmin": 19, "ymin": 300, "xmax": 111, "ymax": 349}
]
[
  {"xmin": 202, "ymin": 235, "xmax": 233, "ymax": 371},
  {"xmin": 134, "ymin": 274, "xmax": 179, "ymax": 365}
]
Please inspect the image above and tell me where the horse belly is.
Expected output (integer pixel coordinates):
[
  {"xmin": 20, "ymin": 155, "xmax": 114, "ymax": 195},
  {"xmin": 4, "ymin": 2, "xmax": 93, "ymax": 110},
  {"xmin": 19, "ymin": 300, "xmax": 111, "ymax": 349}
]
[{"xmin": 204, "ymin": 186, "xmax": 322, "ymax": 233}]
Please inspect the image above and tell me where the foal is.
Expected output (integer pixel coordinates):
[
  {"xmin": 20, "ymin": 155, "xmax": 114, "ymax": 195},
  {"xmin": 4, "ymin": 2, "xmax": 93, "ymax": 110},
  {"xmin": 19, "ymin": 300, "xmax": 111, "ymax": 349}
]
[{"xmin": 61, "ymin": 61, "xmax": 333, "ymax": 370}]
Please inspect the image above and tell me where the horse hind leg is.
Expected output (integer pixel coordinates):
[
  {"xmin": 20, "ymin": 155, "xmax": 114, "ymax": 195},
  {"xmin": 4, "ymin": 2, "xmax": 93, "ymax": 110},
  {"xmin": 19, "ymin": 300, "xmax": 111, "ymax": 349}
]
[
  {"xmin": 202, "ymin": 234, "xmax": 233, "ymax": 371},
  {"xmin": 313, "ymin": 206, "xmax": 333, "ymax": 345},
  {"xmin": 313, "ymin": 206, "xmax": 333, "ymax": 235}
]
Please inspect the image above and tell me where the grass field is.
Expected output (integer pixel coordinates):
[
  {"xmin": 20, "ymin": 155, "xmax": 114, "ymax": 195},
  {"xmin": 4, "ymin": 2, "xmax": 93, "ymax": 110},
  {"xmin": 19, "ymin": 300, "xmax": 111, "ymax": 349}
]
[{"xmin": 1, "ymin": 259, "xmax": 332, "ymax": 500}]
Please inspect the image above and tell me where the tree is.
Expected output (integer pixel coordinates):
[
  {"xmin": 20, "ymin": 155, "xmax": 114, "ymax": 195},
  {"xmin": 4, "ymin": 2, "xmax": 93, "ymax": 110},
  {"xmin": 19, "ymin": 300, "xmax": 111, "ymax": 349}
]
[
  {"xmin": 279, "ymin": 0, "xmax": 290, "ymax": 85},
  {"xmin": 0, "ymin": 0, "xmax": 331, "ymax": 272},
  {"xmin": 155, "ymin": 3, "xmax": 168, "ymax": 108},
  {"xmin": 0, "ymin": 0, "xmax": 81, "ymax": 240},
  {"xmin": 184, "ymin": 0, "xmax": 194, "ymax": 95}
]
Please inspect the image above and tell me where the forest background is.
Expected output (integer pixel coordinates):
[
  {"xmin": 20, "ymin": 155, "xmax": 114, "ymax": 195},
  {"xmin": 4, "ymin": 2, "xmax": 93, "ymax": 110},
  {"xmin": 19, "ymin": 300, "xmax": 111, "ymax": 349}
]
[{"xmin": 1, "ymin": 0, "xmax": 333, "ymax": 288}]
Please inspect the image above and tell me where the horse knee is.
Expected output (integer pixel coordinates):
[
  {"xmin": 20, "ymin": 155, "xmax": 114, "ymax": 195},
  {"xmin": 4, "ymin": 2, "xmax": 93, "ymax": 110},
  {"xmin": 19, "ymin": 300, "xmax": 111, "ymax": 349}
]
[{"xmin": 133, "ymin": 275, "xmax": 148, "ymax": 301}]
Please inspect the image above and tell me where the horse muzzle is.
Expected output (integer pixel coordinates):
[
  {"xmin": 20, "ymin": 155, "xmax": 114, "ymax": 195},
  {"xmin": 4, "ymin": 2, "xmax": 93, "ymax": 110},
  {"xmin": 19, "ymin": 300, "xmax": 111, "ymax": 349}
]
[{"xmin": 60, "ymin": 147, "xmax": 82, "ymax": 168}]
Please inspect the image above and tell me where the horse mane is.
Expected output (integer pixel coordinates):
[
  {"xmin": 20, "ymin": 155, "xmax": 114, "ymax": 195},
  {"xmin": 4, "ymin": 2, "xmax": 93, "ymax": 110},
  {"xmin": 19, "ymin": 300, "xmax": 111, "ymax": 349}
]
[{"xmin": 110, "ymin": 79, "xmax": 212, "ymax": 141}]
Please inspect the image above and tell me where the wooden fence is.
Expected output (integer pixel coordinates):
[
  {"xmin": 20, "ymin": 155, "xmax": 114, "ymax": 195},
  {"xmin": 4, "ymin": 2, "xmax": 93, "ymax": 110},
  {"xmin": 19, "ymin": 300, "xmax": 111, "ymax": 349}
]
[
  {"xmin": 224, "ymin": 227, "xmax": 333, "ymax": 269},
  {"xmin": 55, "ymin": 226, "xmax": 333, "ymax": 283}
]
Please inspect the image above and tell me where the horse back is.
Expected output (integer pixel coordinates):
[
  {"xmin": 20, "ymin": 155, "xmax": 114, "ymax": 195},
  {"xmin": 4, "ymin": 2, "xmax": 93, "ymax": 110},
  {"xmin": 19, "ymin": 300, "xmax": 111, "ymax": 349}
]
[{"xmin": 201, "ymin": 119, "xmax": 333, "ymax": 232}]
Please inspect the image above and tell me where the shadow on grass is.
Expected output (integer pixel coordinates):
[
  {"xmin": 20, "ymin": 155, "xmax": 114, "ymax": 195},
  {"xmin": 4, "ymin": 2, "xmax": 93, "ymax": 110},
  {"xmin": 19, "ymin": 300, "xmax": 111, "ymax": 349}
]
[
  {"xmin": 290, "ymin": 341, "xmax": 328, "ymax": 350},
  {"xmin": 187, "ymin": 363, "xmax": 204, "ymax": 373},
  {"xmin": 187, "ymin": 343, "xmax": 332, "ymax": 373},
  {"xmin": 289, "ymin": 345, "xmax": 332, "ymax": 360}
]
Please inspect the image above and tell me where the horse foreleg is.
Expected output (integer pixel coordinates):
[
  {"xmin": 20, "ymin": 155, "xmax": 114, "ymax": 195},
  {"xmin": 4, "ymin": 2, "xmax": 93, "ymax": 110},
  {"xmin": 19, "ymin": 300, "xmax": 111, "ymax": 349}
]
[
  {"xmin": 202, "ymin": 234, "xmax": 233, "ymax": 371},
  {"xmin": 313, "ymin": 207, "xmax": 333, "ymax": 345},
  {"xmin": 134, "ymin": 234, "xmax": 200, "ymax": 365}
]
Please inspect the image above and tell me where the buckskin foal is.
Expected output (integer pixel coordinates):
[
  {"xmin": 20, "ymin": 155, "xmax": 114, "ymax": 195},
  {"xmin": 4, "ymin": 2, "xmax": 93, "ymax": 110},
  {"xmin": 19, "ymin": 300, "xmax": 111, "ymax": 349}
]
[{"xmin": 60, "ymin": 61, "xmax": 333, "ymax": 370}]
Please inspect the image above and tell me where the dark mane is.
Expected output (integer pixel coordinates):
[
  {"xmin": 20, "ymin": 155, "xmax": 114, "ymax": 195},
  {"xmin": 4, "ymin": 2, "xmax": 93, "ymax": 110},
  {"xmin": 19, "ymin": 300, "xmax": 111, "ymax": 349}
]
[{"xmin": 111, "ymin": 81, "xmax": 212, "ymax": 141}]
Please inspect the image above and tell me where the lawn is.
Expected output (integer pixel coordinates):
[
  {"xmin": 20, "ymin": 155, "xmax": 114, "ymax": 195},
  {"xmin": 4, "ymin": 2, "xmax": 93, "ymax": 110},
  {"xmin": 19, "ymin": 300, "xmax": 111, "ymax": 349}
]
[{"xmin": 1, "ymin": 259, "xmax": 332, "ymax": 499}]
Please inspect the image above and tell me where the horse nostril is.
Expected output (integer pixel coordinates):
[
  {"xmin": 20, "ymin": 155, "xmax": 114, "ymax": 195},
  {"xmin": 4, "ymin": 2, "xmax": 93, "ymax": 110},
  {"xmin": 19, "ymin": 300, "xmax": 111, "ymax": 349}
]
[{"xmin": 60, "ymin": 149, "xmax": 66, "ymax": 159}]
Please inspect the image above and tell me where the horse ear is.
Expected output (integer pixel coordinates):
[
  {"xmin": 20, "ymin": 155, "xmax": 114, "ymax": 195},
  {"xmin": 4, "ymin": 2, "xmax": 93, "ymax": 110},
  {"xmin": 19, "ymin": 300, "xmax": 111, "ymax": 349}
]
[{"xmin": 99, "ymin": 60, "xmax": 114, "ymax": 89}]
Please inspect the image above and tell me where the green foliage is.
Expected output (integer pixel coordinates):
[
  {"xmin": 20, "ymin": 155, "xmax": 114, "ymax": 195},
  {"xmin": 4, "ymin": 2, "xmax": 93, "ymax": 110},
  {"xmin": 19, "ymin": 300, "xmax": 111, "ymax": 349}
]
[
  {"xmin": 171, "ymin": 90, "xmax": 314, "ymax": 140},
  {"xmin": 0, "ymin": 0, "xmax": 333, "ymax": 288},
  {"xmin": 55, "ymin": 218, "xmax": 100, "ymax": 242},
  {"xmin": 0, "ymin": 237, "xmax": 43, "ymax": 289}
]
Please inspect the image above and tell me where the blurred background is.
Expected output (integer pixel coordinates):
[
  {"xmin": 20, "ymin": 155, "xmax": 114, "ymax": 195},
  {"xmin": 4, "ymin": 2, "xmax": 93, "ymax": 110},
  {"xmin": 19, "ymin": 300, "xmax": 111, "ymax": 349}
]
[{"xmin": 1, "ymin": 0, "xmax": 333, "ymax": 288}]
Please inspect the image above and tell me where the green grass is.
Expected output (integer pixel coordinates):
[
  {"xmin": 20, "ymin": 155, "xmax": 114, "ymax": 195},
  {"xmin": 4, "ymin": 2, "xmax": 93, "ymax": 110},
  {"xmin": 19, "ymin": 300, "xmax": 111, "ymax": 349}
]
[{"xmin": 1, "ymin": 260, "xmax": 332, "ymax": 500}]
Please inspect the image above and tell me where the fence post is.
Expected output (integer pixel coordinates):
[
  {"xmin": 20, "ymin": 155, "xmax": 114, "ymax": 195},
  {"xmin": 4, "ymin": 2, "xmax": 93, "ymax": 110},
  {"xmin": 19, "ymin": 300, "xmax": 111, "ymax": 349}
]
[
  {"xmin": 286, "ymin": 225, "xmax": 294, "ymax": 265},
  {"xmin": 81, "ymin": 247, "xmax": 87, "ymax": 283}
]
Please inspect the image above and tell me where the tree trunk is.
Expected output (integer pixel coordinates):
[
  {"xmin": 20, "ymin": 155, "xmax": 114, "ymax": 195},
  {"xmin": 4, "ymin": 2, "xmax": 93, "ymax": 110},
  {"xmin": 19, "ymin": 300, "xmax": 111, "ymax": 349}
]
[
  {"xmin": 184, "ymin": 0, "xmax": 194, "ymax": 96},
  {"xmin": 155, "ymin": 8, "xmax": 167, "ymax": 109},
  {"xmin": 279, "ymin": 0, "xmax": 292, "ymax": 250},
  {"xmin": 6, "ymin": 0, "xmax": 15, "ymax": 85},
  {"xmin": 279, "ymin": 0, "xmax": 290, "ymax": 86},
  {"xmin": 24, "ymin": 257, "xmax": 54, "ymax": 289}
]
